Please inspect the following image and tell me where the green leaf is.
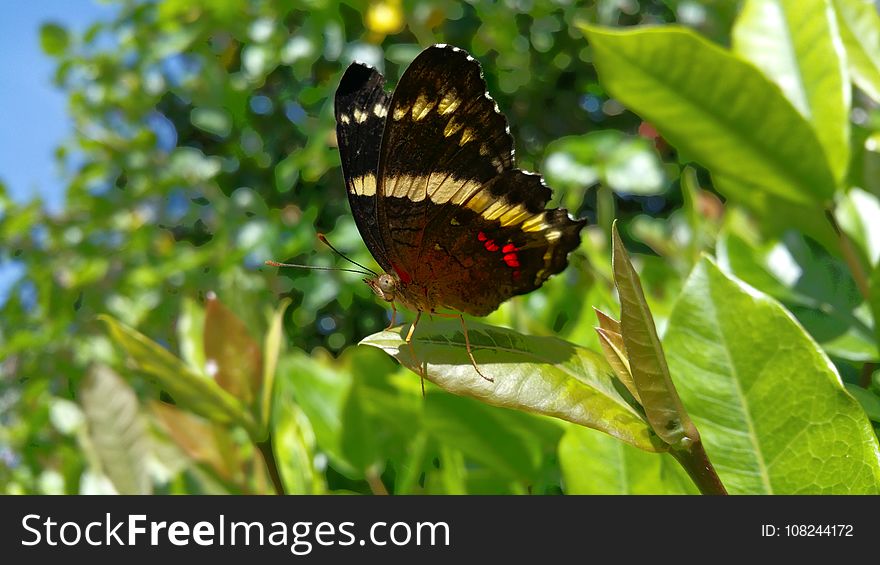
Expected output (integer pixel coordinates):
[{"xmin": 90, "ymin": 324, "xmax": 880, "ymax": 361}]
[
  {"xmin": 340, "ymin": 380, "xmax": 381, "ymax": 473},
  {"xmin": 39, "ymin": 23, "xmax": 69, "ymax": 56},
  {"xmin": 190, "ymin": 107, "xmax": 232, "ymax": 137},
  {"xmin": 79, "ymin": 365, "xmax": 151, "ymax": 495},
  {"xmin": 733, "ymin": 0, "xmax": 850, "ymax": 182},
  {"xmin": 272, "ymin": 375, "xmax": 325, "ymax": 494},
  {"xmin": 582, "ymin": 25, "xmax": 836, "ymax": 205},
  {"xmin": 543, "ymin": 131, "xmax": 666, "ymax": 195},
  {"xmin": 423, "ymin": 393, "xmax": 562, "ymax": 482},
  {"xmin": 612, "ymin": 222, "xmax": 698, "ymax": 448},
  {"xmin": 845, "ymin": 384, "xmax": 880, "ymax": 423},
  {"xmin": 559, "ymin": 425, "xmax": 697, "ymax": 494},
  {"xmin": 178, "ymin": 297, "xmax": 206, "ymax": 374},
  {"xmin": 261, "ymin": 298, "xmax": 291, "ymax": 436},
  {"xmin": 278, "ymin": 352, "xmax": 357, "ymax": 476},
  {"xmin": 832, "ymin": 0, "xmax": 880, "ymax": 103},
  {"xmin": 836, "ymin": 187, "xmax": 880, "ymax": 268},
  {"xmin": 99, "ymin": 315, "xmax": 257, "ymax": 435},
  {"xmin": 664, "ymin": 258, "xmax": 880, "ymax": 494},
  {"xmin": 594, "ymin": 308, "xmax": 640, "ymax": 403},
  {"xmin": 274, "ymin": 152, "xmax": 300, "ymax": 193},
  {"xmin": 718, "ymin": 218, "xmax": 878, "ymax": 362},
  {"xmin": 361, "ymin": 318, "xmax": 662, "ymax": 452},
  {"xmin": 204, "ymin": 294, "xmax": 263, "ymax": 407}
]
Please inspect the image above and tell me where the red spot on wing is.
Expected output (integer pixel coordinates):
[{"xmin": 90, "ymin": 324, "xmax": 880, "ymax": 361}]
[
  {"xmin": 484, "ymin": 240, "xmax": 499, "ymax": 252},
  {"xmin": 503, "ymin": 253, "xmax": 520, "ymax": 268},
  {"xmin": 477, "ymin": 231, "xmax": 488, "ymax": 241},
  {"xmin": 502, "ymin": 243, "xmax": 518, "ymax": 254},
  {"xmin": 392, "ymin": 264, "xmax": 411, "ymax": 284}
]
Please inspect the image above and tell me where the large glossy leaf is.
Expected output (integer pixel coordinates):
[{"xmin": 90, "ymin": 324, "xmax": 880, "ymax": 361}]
[
  {"xmin": 362, "ymin": 318, "xmax": 662, "ymax": 452},
  {"xmin": 733, "ymin": 0, "xmax": 850, "ymax": 182},
  {"xmin": 583, "ymin": 25, "xmax": 836, "ymax": 205},
  {"xmin": 79, "ymin": 365, "xmax": 151, "ymax": 495},
  {"xmin": 612, "ymin": 223, "xmax": 698, "ymax": 448},
  {"xmin": 664, "ymin": 258, "xmax": 880, "ymax": 494},
  {"xmin": 99, "ymin": 315, "xmax": 257, "ymax": 435},
  {"xmin": 832, "ymin": 0, "xmax": 880, "ymax": 103},
  {"xmin": 559, "ymin": 425, "xmax": 697, "ymax": 494}
]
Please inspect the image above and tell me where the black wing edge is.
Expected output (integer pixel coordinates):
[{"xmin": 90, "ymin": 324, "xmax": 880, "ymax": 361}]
[{"xmin": 334, "ymin": 61, "xmax": 393, "ymax": 272}]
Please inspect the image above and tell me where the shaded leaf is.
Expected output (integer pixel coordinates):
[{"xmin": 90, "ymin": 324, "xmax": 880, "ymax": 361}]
[
  {"xmin": 664, "ymin": 258, "xmax": 880, "ymax": 493},
  {"xmin": 361, "ymin": 318, "xmax": 662, "ymax": 452},
  {"xmin": 79, "ymin": 365, "xmax": 151, "ymax": 495}
]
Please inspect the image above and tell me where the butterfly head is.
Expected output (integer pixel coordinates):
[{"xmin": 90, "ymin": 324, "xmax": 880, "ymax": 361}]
[{"xmin": 365, "ymin": 273, "xmax": 398, "ymax": 302}]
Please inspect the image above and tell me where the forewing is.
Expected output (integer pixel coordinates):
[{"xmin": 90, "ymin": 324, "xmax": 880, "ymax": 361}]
[
  {"xmin": 335, "ymin": 62, "xmax": 392, "ymax": 271},
  {"xmin": 376, "ymin": 44, "xmax": 515, "ymax": 278}
]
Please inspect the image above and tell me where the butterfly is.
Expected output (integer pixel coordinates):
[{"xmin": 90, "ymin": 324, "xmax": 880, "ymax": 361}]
[{"xmin": 334, "ymin": 44, "xmax": 586, "ymax": 381}]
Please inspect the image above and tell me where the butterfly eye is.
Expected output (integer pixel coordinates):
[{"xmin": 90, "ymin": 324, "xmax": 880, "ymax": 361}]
[{"xmin": 378, "ymin": 274, "xmax": 396, "ymax": 294}]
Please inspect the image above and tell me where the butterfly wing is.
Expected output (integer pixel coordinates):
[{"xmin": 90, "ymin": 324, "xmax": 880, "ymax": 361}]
[
  {"xmin": 375, "ymin": 44, "xmax": 585, "ymax": 315},
  {"xmin": 334, "ymin": 62, "xmax": 392, "ymax": 272}
]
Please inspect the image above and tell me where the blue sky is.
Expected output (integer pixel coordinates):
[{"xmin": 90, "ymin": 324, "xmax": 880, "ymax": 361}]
[
  {"xmin": 0, "ymin": 0, "xmax": 113, "ymax": 213},
  {"xmin": 0, "ymin": 1, "xmax": 113, "ymax": 304}
]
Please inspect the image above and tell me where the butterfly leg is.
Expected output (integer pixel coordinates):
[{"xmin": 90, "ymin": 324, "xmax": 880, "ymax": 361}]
[
  {"xmin": 458, "ymin": 314, "xmax": 493, "ymax": 383},
  {"xmin": 430, "ymin": 310, "xmax": 493, "ymax": 383},
  {"xmin": 385, "ymin": 302, "xmax": 398, "ymax": 331},
  {"xmin": 404, "ymin": 311, "xmax": 426, "ymax": 395}
]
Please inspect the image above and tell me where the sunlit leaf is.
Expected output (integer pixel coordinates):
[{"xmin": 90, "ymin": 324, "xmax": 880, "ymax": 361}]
[
  {"xmin": 261, "ymin": 298, "xmax": 291, "ymax": 435},
  {"xmin": 559, "ymin": 425, "xmax": 697, "ymax": 494},
  {"xmin": 361, "ymin": 318, "xmax": 662, "ymax": 452},
  {"xmin": 832, "ymin": 0, "xmax": 880, "ymax": 103},
  {"xmin": 612, "ymin": 222, "xmax": 698, "ymax": 448},
  {"xmin": 583, "ymin": 25, "xmax": 836, "ymax": 204},
  {"xmin": 733, "ymin": 0, "xmax": 850, "ymax": 181},
  {"xmin": 664, "ymin": 258, "xmax": 880, "ymax": 494}
]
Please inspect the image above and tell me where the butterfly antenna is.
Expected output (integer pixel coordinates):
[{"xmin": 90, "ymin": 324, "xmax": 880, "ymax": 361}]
[
  {"xmin": 317, "ymin": 233, "xmax": 379, "ymax": 276},
  {"xmin": 264, "ymin": 261, "xmax": 373, "ymax": 276}
]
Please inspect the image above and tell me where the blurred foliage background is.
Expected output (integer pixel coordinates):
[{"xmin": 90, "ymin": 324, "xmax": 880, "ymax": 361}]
[{"xmin": 1, "ymin": 0, "xmax": 879, "ymax": 495}]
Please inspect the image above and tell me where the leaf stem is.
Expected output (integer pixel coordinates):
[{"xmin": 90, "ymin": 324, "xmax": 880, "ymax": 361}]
[
  {"xmin": 256, "ymin": 437, "xmax": 285, "ymax": 495},
  {"xmin": 670, "ymin": 441, "xmax": 727, "ymax": 495},
  {"xmin": 825, "ymin": 209, "xmax": 870, "ymax": 301}
]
